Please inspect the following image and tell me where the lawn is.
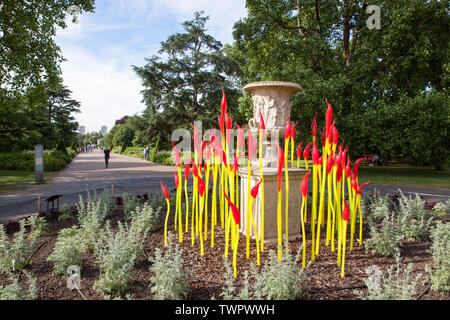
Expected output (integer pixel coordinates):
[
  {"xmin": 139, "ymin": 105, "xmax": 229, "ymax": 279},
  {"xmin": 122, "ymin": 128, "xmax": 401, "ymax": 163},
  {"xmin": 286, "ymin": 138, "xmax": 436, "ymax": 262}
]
[
  {"xmin": 358, "ymin": 165, "xmax": 450, "ymax": 189},
  {"xmin": 0, "ymin": 170, "xmax": 54, "ymax": 193}
]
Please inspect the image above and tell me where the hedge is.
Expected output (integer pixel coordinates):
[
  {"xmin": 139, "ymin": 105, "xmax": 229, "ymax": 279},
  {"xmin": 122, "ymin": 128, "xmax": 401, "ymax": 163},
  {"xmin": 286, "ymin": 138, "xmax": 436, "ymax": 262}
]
[{"xmin": 0, "ymin": 149, "xmax": 77, "ymax": 172}]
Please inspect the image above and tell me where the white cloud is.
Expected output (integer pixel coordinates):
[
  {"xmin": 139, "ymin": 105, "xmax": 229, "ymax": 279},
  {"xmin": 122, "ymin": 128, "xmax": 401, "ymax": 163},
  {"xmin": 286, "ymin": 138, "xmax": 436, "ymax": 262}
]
[
  {"xmin": 148, "ymin": 0, "xmax": 247, "ymax": 44},
  {"xmin": 54, "ymin": 0, "xmax": 248, "ymax": 134},
  {"xmin": 59, "ymin": 45, "xmax": 145, "ymax": 133}
]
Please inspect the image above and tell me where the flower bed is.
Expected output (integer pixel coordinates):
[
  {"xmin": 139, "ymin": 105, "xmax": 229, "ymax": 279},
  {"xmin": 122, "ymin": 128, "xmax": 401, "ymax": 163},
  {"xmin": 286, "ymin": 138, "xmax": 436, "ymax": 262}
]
[{"xmin": 0, "ymin": 191, "xmax": 448, "ymax": 300}]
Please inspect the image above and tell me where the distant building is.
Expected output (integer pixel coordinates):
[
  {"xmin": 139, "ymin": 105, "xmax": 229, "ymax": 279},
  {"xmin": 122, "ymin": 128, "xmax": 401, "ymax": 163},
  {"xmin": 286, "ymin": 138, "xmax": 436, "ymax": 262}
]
[
  {"xmin": 101, "ymin": 126, "xmax": 108, "ymax": 136},
  {"xmin": 79, "ymin": 126, "xmax": 86, "ymax": 135}
]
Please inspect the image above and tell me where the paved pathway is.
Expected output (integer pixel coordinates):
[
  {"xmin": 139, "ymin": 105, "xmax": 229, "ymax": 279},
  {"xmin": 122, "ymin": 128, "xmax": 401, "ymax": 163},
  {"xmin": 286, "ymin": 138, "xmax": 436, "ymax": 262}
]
[
  {"xmin": 0, "ymin": 150, "xmax": 175, "ymax": 221},
  {"xmin": 0, "ymin": 150, "xmax": 449, "ymax": 221}
]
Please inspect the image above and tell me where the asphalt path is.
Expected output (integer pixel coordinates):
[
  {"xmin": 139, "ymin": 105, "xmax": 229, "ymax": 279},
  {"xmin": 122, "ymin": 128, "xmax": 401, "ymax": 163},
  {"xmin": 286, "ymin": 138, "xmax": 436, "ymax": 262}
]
[{"xmin": 0, "ymin": 150, "xmax": 449, "ymax": 222}]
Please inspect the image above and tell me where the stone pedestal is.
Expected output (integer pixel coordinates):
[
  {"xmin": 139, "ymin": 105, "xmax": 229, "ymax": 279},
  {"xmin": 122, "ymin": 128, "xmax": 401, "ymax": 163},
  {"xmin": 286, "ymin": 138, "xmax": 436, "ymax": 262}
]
[{"xmin": 238, "ymin": 166, "xmax": 309, "ymax": 242}]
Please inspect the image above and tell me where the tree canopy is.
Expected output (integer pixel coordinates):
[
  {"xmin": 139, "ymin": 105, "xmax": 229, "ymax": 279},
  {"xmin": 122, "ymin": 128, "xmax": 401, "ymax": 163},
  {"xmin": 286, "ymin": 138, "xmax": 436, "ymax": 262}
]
[
  {"xmin": 133, "ymin": 12, "xmax": 244, "ymax": 149},
  {"xmin": 230, "ymin": 0, "xmax": 449, "ymax": 168},
  {"xmin": 0, "ymin": 0, "xmax": 94, "ymax": 152}
]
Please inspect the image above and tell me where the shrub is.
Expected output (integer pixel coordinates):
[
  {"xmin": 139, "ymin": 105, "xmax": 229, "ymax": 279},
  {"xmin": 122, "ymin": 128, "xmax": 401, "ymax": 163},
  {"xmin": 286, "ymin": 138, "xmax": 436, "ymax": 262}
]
[
  {"xmin": 220, "ymin": 257, "xmax": 253, "ymax": 300},
  {"xmin": 426, "ymin": 222, "xmax": 450, "ymax": 292},
  {"xmin": 397, "ymin": 191, "xmax": 433, "ymax": 241},
  {"xmin": 58, "ymin": 204, "xmax": 74, "ymax": 222},
  {"xmin": 0, "ymin": 152, "xmax": 34, "ymax": 171},
  {"xmin": 0, "ymin": 220, "xmax": 36, "ymax": 272},
  {"xmin": 25, "ymin": 216, "xmax": 47, "ymax": 241},
  {"xmin": 129, "ymin": 202, "xmax": 159, "ymax": 238},
  {"xmin": 154, "ymin": 151, "xmax": 171, "ymax": 165},
  {"xmin": 252, "ymin": 241, "xmax": 308, "ymax": 300},
  {"xmin": 357, "ymin": 259, "xmax": 424, "ymax": 300},
  {"xmin": 432, "ymin": 201, "xmax": 449, "ymax": 218},
  {"xmin": 365, "ymin": 211, "xmax": 402, "ymax": 258},
  {"xmin": 122, "ymin": 193, "xmax": 140, "ymax": 220},
  {"xmin": 94, "ymin": 222, "xmax": 138, "ymax": 295},
  {"xmin": 368, "ymin": 194, "xmax": 393, "ymax": 221},
  {"xmin": 149, "ymin": 234, "xmax": 188, "ymax": 300},
  {"xmin": 77, "ymin": 197, "xmax": 106, "ymax": 251},
  {"xmin": 0, "ymin": 224, "xmax": 9, "ymax": 274},
  {"xmin": 0, "ymin": 270, "xmax": 37, "ymax": 300},
  {"xmin": 43, "ymin": 151, "xmax": 73, "ymax": 171},
  {"xmin": 47, "ymin": 226, "xmax": 86, "ymax": 275}
]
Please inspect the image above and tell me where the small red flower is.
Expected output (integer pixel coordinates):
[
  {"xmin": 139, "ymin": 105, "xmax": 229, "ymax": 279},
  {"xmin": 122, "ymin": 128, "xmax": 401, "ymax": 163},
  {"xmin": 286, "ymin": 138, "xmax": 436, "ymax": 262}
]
[
  {"xmin": 357, "ymin": 181, "xmax": 370, "ymax": 195},
  {"xmin": 192, "ymin": 162, "xmax": 199, "ymax": 178},
  {"xmin": 224, "ymin": 190, "xmax": 240, "ymax": 224},
  {"xmin": 326, "ymin": 154, "xmax": 334, "ymax": 174},
  {"xmin": 285, "ymin": 116, "xmax": 291, "ymax": 140},
  {"xmin": 336, "ymin": 167, "xmax": 342, "ymax": 182},
  {"xmin": 247, "ymin": 126, "xmax": 255, "ymax": 162},
  {"xmin": 332, "ymin": 126, "xmax": 339, "ymax": 146},
  {"xmin": 301, "ymin": 170, "xmax": 311, "ymax": 197},
  {"xmin": 321, "ymin": 126, "xmax": 326, "ymax": 148},
  {"xmin": 236, "ymin": 123, "xmax": 245, "ymax": 152},
  {"xmin": 174, "ymin": 171, "xmax": 179, "ymax": 188},
  {"xmin": 221, "ymin": 150, "xmax": 228, "ymax": 168},
  {"xmin": 191, "ymin": 123, "xmax": 199, "ymax": 152},
  {"xmin": 160, "ymin": 181, "xmax": 169, "ymax": 200},
  {"xmin": 296, "ymin": 141, "xmax": 303, "ymax": 160},
  {"xmin": 225, "ymin": 114, "xmax": 232, "ymax": 145},
  {"xmin": 184, "ymin": 162, "xmax": 190, "ymax": 181},
  {"xmin": 231, "ymin": 153, "xmax": 243, "ymax": 174},
  {"xmin": 351, "ymin": 172, "xmax": 357, "ymax": 191},
  {"xmin": 277, "ymin": 143, "xmax": 284, "ymax": 191},
  {"xmin": 172, "ymin": 141, "xmax": 181, "ymax": 167},
  {"xmin": 328, "ymin": 120, "xmax": 336, "ymax": 143},
  {"xmin": 221, "ymin": 90, "xmax": 227, "ymax": 117},
  {"xmin": 311, "ymin": 112, "xmax": 317, "ymax": 139},
  {"xmin": 218, "ymin": 115, "xmax": 224, "ymax": 137},
  {"xmin": 258, "ymin": 110, "xmax": 266, "ymax": 132},
  {"xmin": 354, "ymin": 157, "xmax": 366, "ymax": 178},
  {"xmin": 250, "ymin": 180, "xmax": 262, "ymax": 199},
  {"xmin": 325, "ymin": 99, "xmax": 333, "ymax": 138},
  {"xmin": 197, "ymin": 176, "xmax": 206, "ymax": 197},
  {"xmin": 341, "ymin": 145, "xmax": 348, "ymax": 170},
  {"xmin": 312, "ymin": 142, "xmax": 320, "ymax": 165},
  {"xmin": 345, "ymin": 155, "xmax": 351, "ymax": 178},
  {"xmin": 334, "ymin": 152, "xmax": 342, "ymax": 171},
  {"xmin": 303, "ymin": 141, "xmax": 312, "ymax": 163},
  {"xmin": 342, "ymin": 201, "xmax": 350, "ymax": 221},
  {"xmin": 204, "ymin": 145, "xmax": 211, "ymax": 162}
]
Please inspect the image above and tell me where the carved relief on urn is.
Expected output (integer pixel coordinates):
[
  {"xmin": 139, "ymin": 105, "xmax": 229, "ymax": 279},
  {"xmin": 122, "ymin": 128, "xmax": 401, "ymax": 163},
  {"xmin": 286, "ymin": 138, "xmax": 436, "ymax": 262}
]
[{"xmin": 244, "ymin": 81, "xmax": 303, "ymax": 168}]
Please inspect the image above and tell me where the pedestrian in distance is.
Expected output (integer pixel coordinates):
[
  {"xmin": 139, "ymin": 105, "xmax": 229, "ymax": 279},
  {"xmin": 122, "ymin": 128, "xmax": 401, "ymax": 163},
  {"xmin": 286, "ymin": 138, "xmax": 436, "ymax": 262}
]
[
  {"xmin": 144, "ymin": 146, "xmax": 150, "ymax": 161},
  {"xmin": 104, "ymin": 146, "xmax": 111, "ymax": 168}
]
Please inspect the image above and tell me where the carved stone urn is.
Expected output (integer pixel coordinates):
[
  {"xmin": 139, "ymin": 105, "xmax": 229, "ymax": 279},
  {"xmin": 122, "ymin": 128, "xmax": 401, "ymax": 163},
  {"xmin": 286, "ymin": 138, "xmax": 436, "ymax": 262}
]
[
  {"xmin": 244, "ymin": 81, "xmax": 303, "ymax": 168},
  {"xmin": 239, "ymin": 81, "xmax": 307, "ymax": 243}
]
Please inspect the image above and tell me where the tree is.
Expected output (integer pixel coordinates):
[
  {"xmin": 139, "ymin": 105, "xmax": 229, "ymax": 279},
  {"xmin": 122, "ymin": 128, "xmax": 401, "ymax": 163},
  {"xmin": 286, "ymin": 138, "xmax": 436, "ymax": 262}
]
[
  {"xmin": 231, "ymin": 0, "xmax": 449, "ymax": 168},
  {"xmin": 0, "ymin": 0, "xmax": 95, "ymax": 92},
  {"xmin": 0, "ymin": 78, "xmax": 81, "ymax": 152},
  {"xmin": 133, "ymin": 12, "xmax": 243, "ymax": 149}
]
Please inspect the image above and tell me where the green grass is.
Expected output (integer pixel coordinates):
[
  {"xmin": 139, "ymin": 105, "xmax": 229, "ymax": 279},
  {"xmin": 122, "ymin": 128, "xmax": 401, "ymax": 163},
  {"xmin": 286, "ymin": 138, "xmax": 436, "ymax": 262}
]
[
  {"xmin": 358, "ymin": 165, "xmax": 450, "ymax": 189},
  {"xmin": 0, "ymin": 170, "xmax": 55, "ymax": 193}
]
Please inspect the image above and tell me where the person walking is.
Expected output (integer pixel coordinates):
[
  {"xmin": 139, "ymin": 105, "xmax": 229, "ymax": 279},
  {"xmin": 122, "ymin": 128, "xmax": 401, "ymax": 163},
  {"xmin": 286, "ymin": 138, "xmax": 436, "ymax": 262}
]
[
  {"xmin": 144, "ymin": 146, "xmax": 150, "ymax": 161},
  {"xmin": 104, "ymin": 147, "xmax": 111, "ymax": 168}
]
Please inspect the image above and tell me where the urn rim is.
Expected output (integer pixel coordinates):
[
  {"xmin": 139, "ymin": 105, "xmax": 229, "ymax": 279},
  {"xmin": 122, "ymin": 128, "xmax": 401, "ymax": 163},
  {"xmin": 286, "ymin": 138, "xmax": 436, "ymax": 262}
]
[{"xmin": 243, "ymin": 81, "xmax": 303, "ymax": 94}]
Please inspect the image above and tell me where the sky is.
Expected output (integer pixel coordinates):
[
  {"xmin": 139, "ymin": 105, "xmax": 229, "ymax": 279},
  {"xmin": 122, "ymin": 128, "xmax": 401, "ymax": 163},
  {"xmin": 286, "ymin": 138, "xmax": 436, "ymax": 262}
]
[{"xmin": 55, "ymin": 0, "xmax": 248, "ymax": 134}]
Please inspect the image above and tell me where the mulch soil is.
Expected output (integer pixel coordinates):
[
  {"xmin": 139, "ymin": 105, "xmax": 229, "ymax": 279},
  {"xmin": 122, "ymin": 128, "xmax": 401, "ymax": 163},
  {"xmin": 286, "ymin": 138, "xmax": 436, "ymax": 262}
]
[{"xmin": 1, "ymin": 201, "xmax": 449, "ymax": 301}]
